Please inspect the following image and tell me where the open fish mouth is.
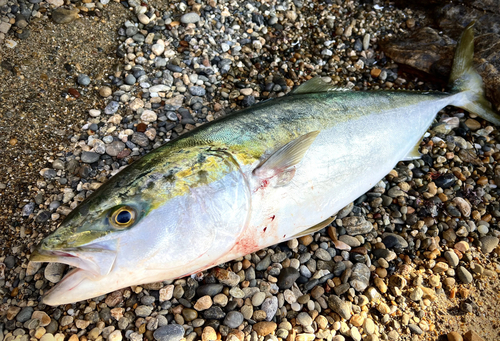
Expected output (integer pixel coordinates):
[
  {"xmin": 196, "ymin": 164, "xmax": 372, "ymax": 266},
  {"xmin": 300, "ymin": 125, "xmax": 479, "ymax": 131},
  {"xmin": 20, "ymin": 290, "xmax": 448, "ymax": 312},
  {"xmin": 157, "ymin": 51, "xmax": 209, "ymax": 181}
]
[{"xmin": 30, "ymin": 242, "xmax": 118, "ymax": 278}]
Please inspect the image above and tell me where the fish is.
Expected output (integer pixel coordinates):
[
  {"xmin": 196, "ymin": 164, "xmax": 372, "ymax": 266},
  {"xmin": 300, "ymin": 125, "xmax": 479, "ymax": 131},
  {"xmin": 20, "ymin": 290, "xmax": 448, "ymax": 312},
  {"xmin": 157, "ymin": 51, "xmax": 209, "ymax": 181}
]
[{"xmin": 31, "ymin": 22, "xmax": 500, "ymax": 306}]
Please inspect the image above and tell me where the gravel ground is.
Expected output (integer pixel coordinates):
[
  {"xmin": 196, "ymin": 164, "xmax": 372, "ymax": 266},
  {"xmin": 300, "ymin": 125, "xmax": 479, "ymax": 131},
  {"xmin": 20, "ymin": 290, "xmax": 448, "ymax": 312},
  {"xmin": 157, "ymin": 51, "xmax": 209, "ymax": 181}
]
[{"xmin": 1, "ymin": 0, "xmax": 500, "ymax": 341}]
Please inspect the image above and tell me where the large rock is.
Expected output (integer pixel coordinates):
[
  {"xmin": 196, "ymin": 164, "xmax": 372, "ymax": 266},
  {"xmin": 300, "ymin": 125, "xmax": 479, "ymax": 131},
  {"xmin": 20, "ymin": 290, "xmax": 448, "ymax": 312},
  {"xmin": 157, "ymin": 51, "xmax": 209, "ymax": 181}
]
[{"xmin": 381, "ymin": 2, "xmax": 500, "ymax": 111}]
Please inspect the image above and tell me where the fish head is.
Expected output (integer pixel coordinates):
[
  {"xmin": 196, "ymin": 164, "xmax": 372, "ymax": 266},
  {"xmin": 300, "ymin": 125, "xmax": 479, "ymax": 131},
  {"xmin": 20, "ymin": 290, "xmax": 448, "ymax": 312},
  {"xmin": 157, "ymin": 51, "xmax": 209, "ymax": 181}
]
[{"xmin": 30, "ymin": 145, "xmax": 252, "ymax": 305}]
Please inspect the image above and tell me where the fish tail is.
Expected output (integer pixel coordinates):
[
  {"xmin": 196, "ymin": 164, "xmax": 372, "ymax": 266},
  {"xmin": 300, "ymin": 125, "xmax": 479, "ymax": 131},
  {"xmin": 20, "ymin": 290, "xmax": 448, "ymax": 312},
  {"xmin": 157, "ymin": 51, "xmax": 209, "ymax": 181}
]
[{"xmin": 449, "ymin": 21, "xmax": 500, "ymax": 125}]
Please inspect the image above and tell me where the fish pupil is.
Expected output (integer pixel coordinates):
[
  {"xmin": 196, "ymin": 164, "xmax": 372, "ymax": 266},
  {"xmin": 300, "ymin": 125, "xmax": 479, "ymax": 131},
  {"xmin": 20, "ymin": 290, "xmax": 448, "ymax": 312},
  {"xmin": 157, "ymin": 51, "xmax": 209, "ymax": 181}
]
[{"xmin": 116, "ymin": 211, "xmax": 131, "ymax": 224}]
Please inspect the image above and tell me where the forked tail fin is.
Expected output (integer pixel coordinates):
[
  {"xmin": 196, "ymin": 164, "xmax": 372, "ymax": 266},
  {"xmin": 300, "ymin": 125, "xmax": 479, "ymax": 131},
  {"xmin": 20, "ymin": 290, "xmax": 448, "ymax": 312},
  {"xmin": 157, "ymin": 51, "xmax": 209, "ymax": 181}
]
[{"xmin": 450, "ymin": 22, "xmax": 500, "ymax": 126}]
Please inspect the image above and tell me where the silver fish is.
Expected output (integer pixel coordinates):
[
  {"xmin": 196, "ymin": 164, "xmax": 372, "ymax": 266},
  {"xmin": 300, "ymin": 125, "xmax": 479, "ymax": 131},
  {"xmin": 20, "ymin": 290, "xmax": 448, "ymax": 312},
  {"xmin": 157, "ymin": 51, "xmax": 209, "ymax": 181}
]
[{"xmin": 31, "ymin": 23, "xmax": 499, "ymax": 305}]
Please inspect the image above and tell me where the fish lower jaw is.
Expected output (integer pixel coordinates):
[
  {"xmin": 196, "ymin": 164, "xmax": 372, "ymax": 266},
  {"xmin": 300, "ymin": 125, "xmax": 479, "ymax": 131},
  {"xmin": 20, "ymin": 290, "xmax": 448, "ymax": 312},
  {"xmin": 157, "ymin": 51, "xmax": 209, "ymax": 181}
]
[{"xmin": 42, "ymin": 268, "xmax": 88, "ymax": 306}]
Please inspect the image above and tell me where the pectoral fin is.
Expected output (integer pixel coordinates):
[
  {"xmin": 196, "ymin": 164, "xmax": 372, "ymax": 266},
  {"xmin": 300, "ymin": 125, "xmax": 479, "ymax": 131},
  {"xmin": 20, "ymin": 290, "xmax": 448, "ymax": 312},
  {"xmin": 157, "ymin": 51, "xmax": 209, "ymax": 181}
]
[
  {"xmin": 292, "ymin": 216, "xmax": 336, "ymax": 239},
  {"xmin": 402, "ymin": 136, "xmax": 424, "ymax": 161},
  {"xmin": 253, "ymin": 131, "xmax": 320, "ymax": 180}
]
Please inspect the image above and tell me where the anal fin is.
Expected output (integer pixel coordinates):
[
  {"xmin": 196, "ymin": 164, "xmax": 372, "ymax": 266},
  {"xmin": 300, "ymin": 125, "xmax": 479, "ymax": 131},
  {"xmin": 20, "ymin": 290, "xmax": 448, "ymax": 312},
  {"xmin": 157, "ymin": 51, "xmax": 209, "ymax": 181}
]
[
  {"xmin": 402, "ymin": 136, "xmax": 424, "ymax": 161},
  {"xmin": 292, "ymin": 216, "xmax": 336, "ymax": 239}
]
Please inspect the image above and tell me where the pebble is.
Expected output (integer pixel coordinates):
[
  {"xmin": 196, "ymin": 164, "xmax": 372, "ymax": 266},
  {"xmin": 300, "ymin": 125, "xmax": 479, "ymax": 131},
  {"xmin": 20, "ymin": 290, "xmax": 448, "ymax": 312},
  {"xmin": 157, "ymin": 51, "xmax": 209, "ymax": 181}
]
[
  {"xmin": 194, "ymin": 296, "xmax": 212, "ymax": 311},
  {"xmin": 447, "ymin": 332, "xmax": 463, "ymax": 341},
  {"xmin": 445, "ymin": 251, "xmax": 460, "ymax": 267},
  {"xmin": 457, "ymin": 266, "xmax": 473, "ymax": 284},
  {"xmin": 81, "ymin": 151, "xmax": 100, "ymax": 163},
  {"xmin": 153, "ymin": 325, "xmax": 185, "ymax": 341},
  {"xmin": 277, "ymin": 267, "xmax": 300, "ymax": 289},
  {"xmin": 253, "ymin": 322, "xmax": 277, "ymax": 336},
  {"xmin": 350, "ymin": 263, "xmax": 370, "ymax": 291},
  {"xmin": 77, "ymin": 74, "xmax": 90, "ymax": 86},
  {"xmin": 106, "ymin": 141, "xmax": 125, "ymax": 157},
  {"xmin": 328, "ymin": 295, "xmax": 351, "ymax": 320},
  {"xmin": 16, "ymin": 307, "xmax": 34, "ymax": 323},
  {"xmin": 180, "ymin": 12, "xmax": 200, "ymax": 24},
  {"xmin": 480, "ymin": 236, "xmax": 499, "ymax": 253},
  {"xmin": 44, "ymin": 263, "xmax": 66, "ymax": 283},
  {"xmin": 223, "ymin": 311, "xmax": 244, "ymax": 328},
  {"xmin": 51, "ymin": 8, "xmax": 80, "ymax": 24},
  {"xmin": 342, "ymin": 216, "xmax": 373, "ymax": 235}
]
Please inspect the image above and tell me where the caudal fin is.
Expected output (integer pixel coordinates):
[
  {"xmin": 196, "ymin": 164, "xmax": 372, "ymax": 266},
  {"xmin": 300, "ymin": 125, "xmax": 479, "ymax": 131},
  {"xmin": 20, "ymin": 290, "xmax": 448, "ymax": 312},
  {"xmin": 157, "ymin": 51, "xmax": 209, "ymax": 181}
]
[{"xmin": 450, "ymin": 22, "xmax": 500, "ymax": 126}]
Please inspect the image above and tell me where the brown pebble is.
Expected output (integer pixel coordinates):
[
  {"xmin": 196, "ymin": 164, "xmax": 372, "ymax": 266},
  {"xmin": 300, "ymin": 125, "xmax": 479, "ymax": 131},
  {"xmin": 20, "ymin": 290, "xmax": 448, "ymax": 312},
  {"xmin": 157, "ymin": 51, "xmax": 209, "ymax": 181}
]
[
  {"xmin": 464, "ymin": 119, "xmax": 481, "ymax": 131},
  {"xmin": 375, "ymin": 267, "xmax": 387, "ymax": 278},
  {"xmin": 136, "ymin": 122, "xmax": 147, "ymax": 132},
  {"xmin": 370, "ymin": 68, "xmax": 381, "ymax": 78},
  {"xmin": 68, "ymin": 88, "xmax": 80, "ymax": 98},
  {"xmin": 99, "ymin": 86, "xmax": 112, "ymax": 97},
  {"xmin": 447, "ymin": 331, "xmax": 463, "ymax": 341},
  {"xmin": 52, "ymin": 8, "xmax": 80, "ymax": 24},
  {"xmin": 253, "ymin": 322, "xmax": 277, "ymax": 336},
  {"xmin": 9, "ymin": 138, "xmax": 17, "ymax": 146},
  {"xmin": 476, "ymin": 176, "xmax": 488, "ymax": 186},
  {"xmin": 116, "ymin": 149, "xmax": 131, "ymax": 159},
  {"xmin": 481, "ymin": 214, "xmax": 492, "ymax": 222},
  {"xmin": 464, "ymin": 330, "xmax": 484, "ymax": 341},
  {"xmin": 299, "ymin": 235, "xmax": 313, "ymax": 246},
  {"xmin": 328, "ymin": 226, "xmax": 337, "ymax": 241}
]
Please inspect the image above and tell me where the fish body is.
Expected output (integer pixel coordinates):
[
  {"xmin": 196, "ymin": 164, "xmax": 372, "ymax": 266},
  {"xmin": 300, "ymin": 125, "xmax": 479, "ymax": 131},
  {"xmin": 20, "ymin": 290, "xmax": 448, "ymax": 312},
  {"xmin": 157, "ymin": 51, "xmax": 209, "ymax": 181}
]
[{"xmin": 31, "ymin": 23, "xmax": 499, "ymax": 305}]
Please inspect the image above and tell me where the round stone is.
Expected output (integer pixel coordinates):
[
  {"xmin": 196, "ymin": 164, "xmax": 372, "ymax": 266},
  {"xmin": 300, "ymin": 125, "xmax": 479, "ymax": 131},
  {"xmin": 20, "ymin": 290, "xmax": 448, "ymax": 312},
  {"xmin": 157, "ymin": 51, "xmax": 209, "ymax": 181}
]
[
  {"xmin": 252, "ymin": 292, "xmax": 266, "ymax": 306},
  {"xmin": 296, "ymin": 312, "xmax": 312, "ymax": 326},
  {"xmin": 125, "ymin": 74, "xmax": 136, "ymax": 85},
  {"xmin": 99, "ymin": 87, "xmax": 112, "ymax": 97},
  {"xmin": 153, "ymin": 325, "xmax": 185, "ymax": 341},
  {"xmin": 106, "ymin": 141, "xmax": 125, "ymax": 157},
  {"xmin": 141, "ymin": 110, "xmax": 157, "ymax": 123},
  {"xmin": 223, "ymin": 311, "xmax": 244, "ymax": 328},
  {"xmin": 180, "ymin": 12, "xmax": 200, "ymax": 24},
  {"xmin": 77, "ymin": 74, "xmax": 90, "ymax": 86}
]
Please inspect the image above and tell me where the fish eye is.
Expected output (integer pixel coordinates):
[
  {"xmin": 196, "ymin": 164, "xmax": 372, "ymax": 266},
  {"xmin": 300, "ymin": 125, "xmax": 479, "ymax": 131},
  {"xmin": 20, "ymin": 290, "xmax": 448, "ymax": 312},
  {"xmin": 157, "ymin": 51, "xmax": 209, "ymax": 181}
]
[{"xmin": 109, "ymin": 206, "xmax": 136, "ymax": 229}]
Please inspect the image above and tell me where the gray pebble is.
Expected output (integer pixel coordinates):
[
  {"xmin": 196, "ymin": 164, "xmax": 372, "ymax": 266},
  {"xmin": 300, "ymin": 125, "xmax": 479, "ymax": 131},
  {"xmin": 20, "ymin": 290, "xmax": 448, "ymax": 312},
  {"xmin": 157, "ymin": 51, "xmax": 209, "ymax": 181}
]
[
  {"xmin": 342, "ymin": 216, "xmax": 373, "ymax": 236},
  {"xmin": 256, "ymin": 254, "xmax": 271, "ymax": 271},
  {"xmin": 457, "ymin": 266, "xmax": 473, "ymax": 284},
  {"xmin": 277, "ymin": 267, "xmax": 300, "ymax": 289},
  {"xmin": 180, "ymin": 12, "xmax": 200, "ymax": 24},
  {"xmin": 197, "ymin": 284, "xmax": 223, "ymax": 297},
  {"xmin": 106, "ymin": 141, "xmax": 126, "ymax": 156},
  {"xmin": 223, "ymin": 311, "xmax": 243, "ymax": 328},
  {"xmin": 444, "ymin": 251, "xmax": 459, "ymax": 267},
  {"xmin": 105, "ymin": 101, "xmax": 120, "ymax": 115},
  {"xmin": 81, "ymin": 151, "xmax": 100, "ymax": 163},
  {"xmin": 315, "ymin": 248, "xmax": 332, "ymax": 261},
  {"xmin": 131, "ymin": 132, "xmax": 150, "ymax": 147},
  {"xmin": 261, "ymin": 296, "xmax": 278, "ymax": 321},
  {"xmin": 408, "ymin": 324, "xmax": 423, "ymax": 335},
  {"xmin": 16, "ymin": 307, "xmax": 34, "ymax": 323},
  {"xmin": 135, "ymin": 305, "xmax": 153, "ymax": 317},
  {"xmin": 22, "ymin": 202, "xmax": 35, "ymax": 216},
  {"xmin": 125, "ymin": 74, "xmax": 136, "ymax": 85},
  {"xmin": 328, "ymin": 295, "xmax": 351, "ymax": 320},
  {"xmin": 188, "ymin": 86, "xmax": 206, "ymax": 96},
  {"xmin": 153, "ymin": 325, "xmax": 184, "ymax": 341},
  {"xmin": 480, "ymin": 236, "xmax": 499, "ymax": 253},
  {"xmin": 78, "ymin": 74, "xmax": 91, "ymax": 86},
  {"xmin": 45, "ymin": 263, "xmax": 67, "ymax": 283}
]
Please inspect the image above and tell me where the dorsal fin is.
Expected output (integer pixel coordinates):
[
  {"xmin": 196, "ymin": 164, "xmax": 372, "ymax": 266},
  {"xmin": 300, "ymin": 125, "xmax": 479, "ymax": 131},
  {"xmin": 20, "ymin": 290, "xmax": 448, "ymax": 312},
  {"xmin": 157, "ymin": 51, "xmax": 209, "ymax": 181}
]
[{"xmin": 292, "ymin": 77, "xmax": 350, "ymax": 95}]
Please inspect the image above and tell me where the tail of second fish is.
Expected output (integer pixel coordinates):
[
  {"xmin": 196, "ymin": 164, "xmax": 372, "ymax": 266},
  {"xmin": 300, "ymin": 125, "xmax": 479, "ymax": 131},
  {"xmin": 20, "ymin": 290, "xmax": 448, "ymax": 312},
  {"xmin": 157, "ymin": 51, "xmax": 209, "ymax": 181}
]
[{"xmin": 449, "ymin": 22, "xmax": 500, "ymax": 125}]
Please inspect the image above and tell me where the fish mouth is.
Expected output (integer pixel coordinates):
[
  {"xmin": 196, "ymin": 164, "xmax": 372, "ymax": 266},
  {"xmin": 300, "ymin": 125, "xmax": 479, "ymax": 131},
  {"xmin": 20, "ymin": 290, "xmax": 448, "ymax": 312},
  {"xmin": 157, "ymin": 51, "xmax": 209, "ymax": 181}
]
[{"xmin": 30, "ymin": 241, "xmax": 118, "ymax": 278}]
